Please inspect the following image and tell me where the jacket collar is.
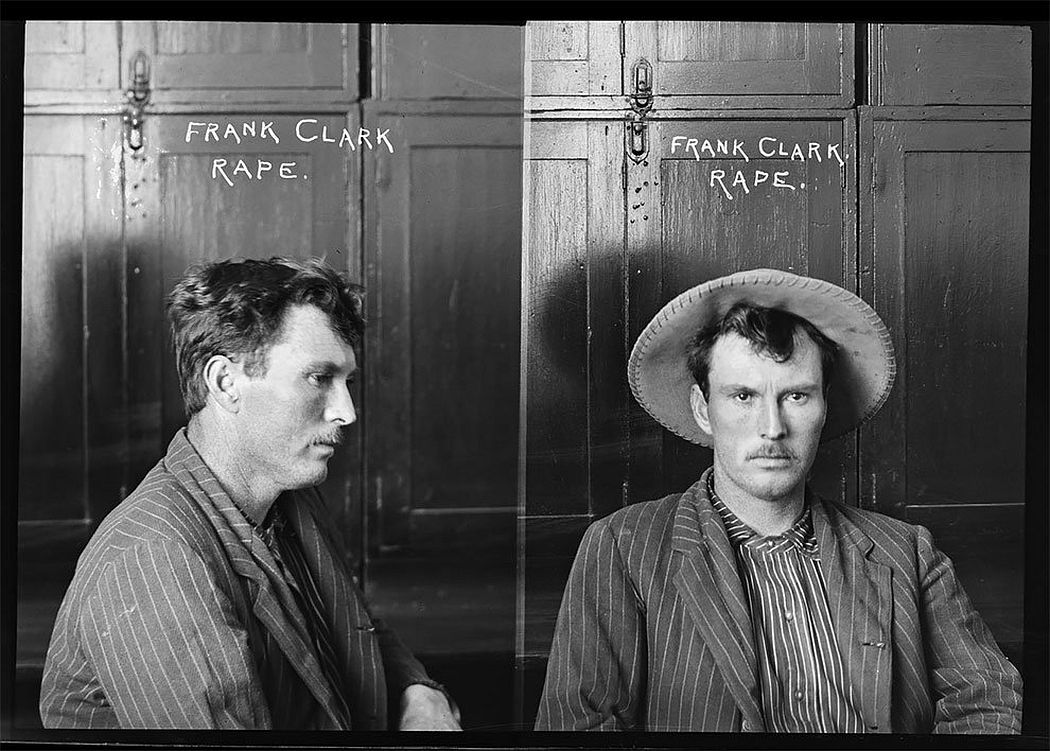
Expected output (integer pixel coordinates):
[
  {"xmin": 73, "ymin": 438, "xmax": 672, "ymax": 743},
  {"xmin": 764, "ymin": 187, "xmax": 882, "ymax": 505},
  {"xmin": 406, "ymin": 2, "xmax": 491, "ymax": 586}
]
[
  {"xmin": 161, "ymin": 428, "xmax": 352, "ymax": 729},
  {"xmin": 671, "ymin": 468, "xmax": 764, "ymax": 731}
]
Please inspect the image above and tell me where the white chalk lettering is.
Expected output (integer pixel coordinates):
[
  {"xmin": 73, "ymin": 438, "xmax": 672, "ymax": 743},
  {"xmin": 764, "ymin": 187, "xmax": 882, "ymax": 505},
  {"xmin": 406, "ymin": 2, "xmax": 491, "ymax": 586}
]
[
  {"xmin": 205, "ymin": 123, "xmax": 219, "ymax": 142},
  {"xmin": 185, "ymin": 122, "xmax": 205, "ymax": 143},
  {"xmin": 223, "ymin": 123, "xmax": 241, "ymax": 144},
  {"xmin": 211, "ymin": 158, "xmax": 233, "ymax": 187},
  {"xmin": 231, "ymin": 160, "xmax": 252, "ymax": 179},
  {"xmin": 758, "ymin": 137, "xmax": 777, "ymax": 158},
  {"xmin": 730, "ymin": 170, "xmax": 751, "ymax": 195},
  {"xmin": 260, "ymin": 121, "xmax": 279, "ymax": 144},
  {"xmin": 828, "ymin": 143, "xmax": 845, "ymax": 167},
  {"xmin": 375, "ymin": 127, "xmax": 394, "ymax": 153},
  {"xmin": 773, "ymin": 171, "xmax": 796, "ymax": 190},
  {"xmin": 710, "ymin": 169, "xmax": 733, "ymax": 200},
  {"xmin": 733, "ymin": 139, "xmax": 750, "ymax": 162},
  {"xmin": 358, "ymin": 129, "xmax": 373, "ymax": 150},
  {"xmin": 296, "ymin": 118, "xmax": 319, "ymax": 142},
  {"xmin": 279, "ymin": 162, "xmax": 297, "ymax": 179}
]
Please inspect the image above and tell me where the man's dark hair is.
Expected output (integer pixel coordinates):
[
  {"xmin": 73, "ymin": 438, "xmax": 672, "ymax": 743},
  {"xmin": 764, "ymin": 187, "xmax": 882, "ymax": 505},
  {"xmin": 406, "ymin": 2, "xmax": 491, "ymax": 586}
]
[
  {"xmin": 686, "ymin": 302, "xmax": 839, "ymax": 399},
  {"xmin": 167, "ymin": 256, "xmax": 365, "ymax": 417}
]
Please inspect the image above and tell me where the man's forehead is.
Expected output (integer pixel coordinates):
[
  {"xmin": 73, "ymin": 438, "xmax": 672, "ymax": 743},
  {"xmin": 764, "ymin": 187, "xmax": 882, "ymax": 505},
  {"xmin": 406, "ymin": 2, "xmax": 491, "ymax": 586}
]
[
  {"xmin": 707, "ymin": 330, "xmax": 821, "ymax": 375},
  {"xmin": 273, "ymin": 305, "xmax": 355, "ymax": 359}
]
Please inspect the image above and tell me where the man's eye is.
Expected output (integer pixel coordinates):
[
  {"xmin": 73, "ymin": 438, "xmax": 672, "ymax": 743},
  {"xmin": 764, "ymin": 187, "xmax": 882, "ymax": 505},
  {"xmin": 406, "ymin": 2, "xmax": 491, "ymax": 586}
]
[
  {"xmin": 733, "ymin": 392, "xmax": 752, "ymax": 402},
  {"xmin": 786, "ymin": 392, "xmax": 808, "ymax": 402},
  {"xmin": 308, "ymin": 373, "xmax": 333, "ymax": 386}
]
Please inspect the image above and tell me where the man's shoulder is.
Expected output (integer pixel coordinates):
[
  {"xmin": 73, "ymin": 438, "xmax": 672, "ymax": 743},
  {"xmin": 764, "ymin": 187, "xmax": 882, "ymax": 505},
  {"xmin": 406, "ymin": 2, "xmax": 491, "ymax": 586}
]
[
  {"xmin": 594, "ymin": 491, "xmax": 685, "ymax": 535},
  {"xmin": 583, "ymin": 490, "xmax": 688, "ymax": 566},
  {"xmin": 818, "ymin": 496, "xmax": 928, "ymax": 558},
  {"xmin": 85, "ymin": 460, "xmax": 217, "ymax": 564}
]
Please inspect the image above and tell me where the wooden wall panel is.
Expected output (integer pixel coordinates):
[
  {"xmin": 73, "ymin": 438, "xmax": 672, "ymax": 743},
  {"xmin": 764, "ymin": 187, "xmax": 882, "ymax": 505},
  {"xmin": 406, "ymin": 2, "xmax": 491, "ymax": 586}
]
[
  {"xmin": 862, "ymin": 114, "xmax": 1029, "ymax": 653},
  {"xmin": 872, "ymin": 24, "xmax": 1032, "ymax": 106},
  {"xmin": 20, "ymin": 115, "xmax": 124, "ymax": 523},
  {"xmin": 625, "ymin": 22, "xmax": 854, "ymax": 108},
  {"xmin": 408, "ymin": 147, "xmax": 521, "ymax": 514},
  {"xmin": 364, "ymin": 106, "xmax": 521, "ymax": 555},
  {"xmin": 24, "ymin": 21, "xmax": 119, "ymax": 93},
  {"xmin": 525, "ymin": 22, "xmax": 622, "ymax": 98},
  {"xmin": 120, "ymin": 22, "xmax": 357, "ymax": 106},
  {"xmin": 375, "ymin": 25, "xmax": 523, "ymax": 100}
]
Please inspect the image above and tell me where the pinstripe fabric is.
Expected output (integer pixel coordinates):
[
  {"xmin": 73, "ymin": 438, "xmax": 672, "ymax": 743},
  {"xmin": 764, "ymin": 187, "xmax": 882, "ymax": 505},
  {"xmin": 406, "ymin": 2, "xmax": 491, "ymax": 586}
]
[
  {"xmin": 40, "ymin": 429, "xmax": 433, "ymax": 729},
  {"xmin": 264, "ymin": 509, "xmax": 353, "ymax": 728},
  {"xmin": 535, "ymin": 468, "xmax": 1023, "ymax": 733},
  {"xmin": 709, "ymin": 486, "xmax": 864, "ymax": 732}
]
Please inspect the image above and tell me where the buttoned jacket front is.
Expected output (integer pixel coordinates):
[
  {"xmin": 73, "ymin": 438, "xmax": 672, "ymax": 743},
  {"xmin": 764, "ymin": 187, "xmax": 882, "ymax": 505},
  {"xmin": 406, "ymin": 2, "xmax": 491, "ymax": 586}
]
[
  {"xmin": 41, "ymin": 430, "xmax": 430, "ymax": 729},
  {"xmin": 535, "ymin": 472, "xmax": 1023, "ymax": 733}
]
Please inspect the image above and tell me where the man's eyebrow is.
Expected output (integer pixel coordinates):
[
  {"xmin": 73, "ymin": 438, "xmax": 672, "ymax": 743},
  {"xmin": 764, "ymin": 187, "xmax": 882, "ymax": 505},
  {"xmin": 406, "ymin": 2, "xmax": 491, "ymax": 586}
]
[
  {"xmin": 301, "ymin": 360, "xmax": 356, "ymax": 374},
  {"xmin": 781, "ymin": 381, "xmax": 821, "ymax": 392},
  {"xmin": 717, "ymin": 383, "xmax": 757, "ymax": 393}
]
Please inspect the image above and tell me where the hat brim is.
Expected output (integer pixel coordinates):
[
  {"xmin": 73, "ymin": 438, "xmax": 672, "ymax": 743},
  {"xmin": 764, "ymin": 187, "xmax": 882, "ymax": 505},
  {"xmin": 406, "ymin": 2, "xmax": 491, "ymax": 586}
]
[{"xmin": 628, "ymin": 269, "xmax": 896, "ymax": 447}]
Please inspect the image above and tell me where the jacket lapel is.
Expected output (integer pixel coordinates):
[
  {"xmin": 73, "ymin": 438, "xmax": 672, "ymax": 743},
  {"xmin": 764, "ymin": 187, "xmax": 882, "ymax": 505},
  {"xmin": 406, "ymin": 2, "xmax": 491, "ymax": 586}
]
[
  {"xmin": 813, "ymin": 497, "xmax": 894, "ymax": 732},
  {"xmin": 282, "ymin": 491, "xmax": 386, "ymax": 729},
  {"xmin": 671, "ymin": 478, "xmax": 765, "ymax": 732},
  {"xmin": 164, "ymin": 430, "xmax": 347, "ymax": 729}
]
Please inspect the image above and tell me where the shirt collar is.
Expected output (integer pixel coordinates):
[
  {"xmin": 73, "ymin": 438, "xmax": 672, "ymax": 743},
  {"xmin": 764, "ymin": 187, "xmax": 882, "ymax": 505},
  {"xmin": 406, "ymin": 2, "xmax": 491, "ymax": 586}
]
[{"xmin": 706, "ymin": 472, "xmax": 818, "ymax": 556}]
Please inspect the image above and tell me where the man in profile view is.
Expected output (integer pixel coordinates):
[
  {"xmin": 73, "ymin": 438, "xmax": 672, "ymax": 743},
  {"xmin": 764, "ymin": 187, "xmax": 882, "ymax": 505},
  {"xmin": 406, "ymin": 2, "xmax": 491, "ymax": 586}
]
[
  {"xmin": 41, "ymin": 257, "xmax": 461, "ymax": 730},
  {"xmin": 536, "ymin": 268, "xmax": 1022, "ymax": 733}
]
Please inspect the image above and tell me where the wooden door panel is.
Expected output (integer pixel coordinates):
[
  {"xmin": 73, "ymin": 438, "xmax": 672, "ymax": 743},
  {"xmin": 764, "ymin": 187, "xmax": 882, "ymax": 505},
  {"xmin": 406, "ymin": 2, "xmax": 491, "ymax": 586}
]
[
  {"xmin": 21, "ymin": 115, "xmax": 124, "ymax": 522},
  {"xmin": 24, "ymin": 21, "xmax": 119, "ymax": 96},
  {"xmin": 364, "ymin": 106, "xmax": 522, "ymax": 555},
  {"xmin": 120, "ymin": 22, "xmax": 357, "ymax": 105},
  {"xmin": 862, "ymin": 114, "xmax": 1029, "ymax": 652},
  {"xmin": 123, "ymin": 112, "xmax": 361, "ymax": 541},
  {"xmin": 871, "ymin": 24, "xmax": 1032, "ymax": 106},
  {"xmin": 375, "ymin": 25, "xmax": 523, "ymax": 100},
  {"xmin": 521, "ymin": 120, "xmax": 628, "ymax": 521},
  {"xmin": 627, "ymin": 118, "xmax": 858, "ymax": 507},
  {"xmin": 525, "ymin": 22, "xmax": 622, "ymax": 97},
  {"xmin": 625, "ymin": 21, "xmax": 854, "ymax": 107}
]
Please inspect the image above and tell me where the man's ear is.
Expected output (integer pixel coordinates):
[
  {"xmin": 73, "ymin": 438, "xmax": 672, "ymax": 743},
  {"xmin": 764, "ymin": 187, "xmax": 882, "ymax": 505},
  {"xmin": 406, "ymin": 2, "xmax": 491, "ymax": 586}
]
[
  {"xmin": 202, "ymin": 355, "xmax": 243, "ymax": 413},
  {"xmin": 690, "ymin": 383, "xmax": 712, "ymax": 434}
]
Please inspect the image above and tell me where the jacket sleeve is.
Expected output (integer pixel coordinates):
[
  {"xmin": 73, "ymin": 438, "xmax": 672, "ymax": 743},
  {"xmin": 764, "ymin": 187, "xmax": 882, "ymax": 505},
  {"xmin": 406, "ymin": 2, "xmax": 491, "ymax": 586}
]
[
  {"xmin": 77, "ymin": 541, "xmax": 269, "ymax": 729},
  {"xmin": 916, "ymin": 526, "xmax": 1023, "ymax": 733},
  {"xmin": 534, "ymin": 518, "xmax": 647, "ymax": 731}
]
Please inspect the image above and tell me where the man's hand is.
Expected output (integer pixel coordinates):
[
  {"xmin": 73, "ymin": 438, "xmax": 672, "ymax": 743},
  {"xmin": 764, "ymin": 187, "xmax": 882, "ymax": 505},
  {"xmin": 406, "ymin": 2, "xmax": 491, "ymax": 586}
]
[{"xmin": 398, "ymin": 683, "xmax": 462, "ymax": 731}]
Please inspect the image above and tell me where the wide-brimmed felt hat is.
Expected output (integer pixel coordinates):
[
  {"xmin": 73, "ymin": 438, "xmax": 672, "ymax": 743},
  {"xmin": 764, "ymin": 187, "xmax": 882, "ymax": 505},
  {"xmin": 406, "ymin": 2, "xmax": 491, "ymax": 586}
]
[{"xmin": 628, "ymin": 268, "xmax": 896, "ymax": 447}]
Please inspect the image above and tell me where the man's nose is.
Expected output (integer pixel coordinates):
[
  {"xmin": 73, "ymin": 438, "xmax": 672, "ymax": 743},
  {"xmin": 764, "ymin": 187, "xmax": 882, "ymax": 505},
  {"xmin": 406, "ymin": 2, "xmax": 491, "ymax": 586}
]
[
  {"xmin": 760, "ymin": 399, "xmax": 786, "ymax": 440},
  {"xmin": 326, "ymin": 382, "xmax": 357, "ymax": 426}
]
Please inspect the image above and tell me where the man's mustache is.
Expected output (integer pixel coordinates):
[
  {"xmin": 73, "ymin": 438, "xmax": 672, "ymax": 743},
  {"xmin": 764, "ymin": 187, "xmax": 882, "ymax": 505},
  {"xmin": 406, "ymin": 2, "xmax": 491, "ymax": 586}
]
[
  {"xmin": 311, "ymin": 431, "xmax": 345, "ymax": 447},
  {"xmin": 747, "ymin": 446, "xmax": 795, "ymax": 460}
]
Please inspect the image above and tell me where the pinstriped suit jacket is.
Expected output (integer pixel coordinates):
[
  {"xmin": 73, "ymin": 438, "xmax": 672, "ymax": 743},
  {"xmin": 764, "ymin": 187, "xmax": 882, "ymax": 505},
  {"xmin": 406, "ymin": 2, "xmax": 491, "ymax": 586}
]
[
  {"xmin": 40, "ymin": 429, "xmax": 431, "ymax": 729},
  {"xmin": 535, "ymin": 471, "xmax": 1023, "ymax": 733}
]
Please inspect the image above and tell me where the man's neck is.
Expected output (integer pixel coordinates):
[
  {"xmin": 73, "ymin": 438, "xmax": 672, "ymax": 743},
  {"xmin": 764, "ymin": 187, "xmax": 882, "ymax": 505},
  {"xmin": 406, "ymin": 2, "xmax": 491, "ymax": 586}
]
[
  {"xmin": 709, "ymin": 465, "xmax": 805, "ymax": 537},
  {"xmin": 186, "ymin": 413, "xmax": 279, "ymax": 526}
]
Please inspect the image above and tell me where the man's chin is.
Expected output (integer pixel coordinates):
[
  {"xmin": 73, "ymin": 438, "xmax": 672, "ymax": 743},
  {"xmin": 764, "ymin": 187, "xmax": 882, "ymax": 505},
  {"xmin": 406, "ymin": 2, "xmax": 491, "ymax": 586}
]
[
  {"xmin": 742, "ymin": 472, "xmax": 805, "ymax": 503},
  {"xmin": 289, "ymin": 462, "xmax": 329, "ymax": 490}
]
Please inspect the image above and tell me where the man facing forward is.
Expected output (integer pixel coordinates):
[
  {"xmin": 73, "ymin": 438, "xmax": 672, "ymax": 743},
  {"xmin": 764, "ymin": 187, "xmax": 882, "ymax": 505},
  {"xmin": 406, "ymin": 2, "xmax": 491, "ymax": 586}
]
[
  {"xmin": 41, "ymin": 257, "xmax": 460, "ymax": 730},
  {"xmin": 536, "ymin": 268, "xmax": 1022, "ymax": 733}
]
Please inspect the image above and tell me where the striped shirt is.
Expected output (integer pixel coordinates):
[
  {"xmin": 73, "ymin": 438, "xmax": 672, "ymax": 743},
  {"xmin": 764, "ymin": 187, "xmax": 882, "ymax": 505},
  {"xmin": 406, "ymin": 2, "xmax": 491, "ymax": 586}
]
[{"xmin": 709, "ymin": 476, "xmax": 865, "ymax": 733}]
